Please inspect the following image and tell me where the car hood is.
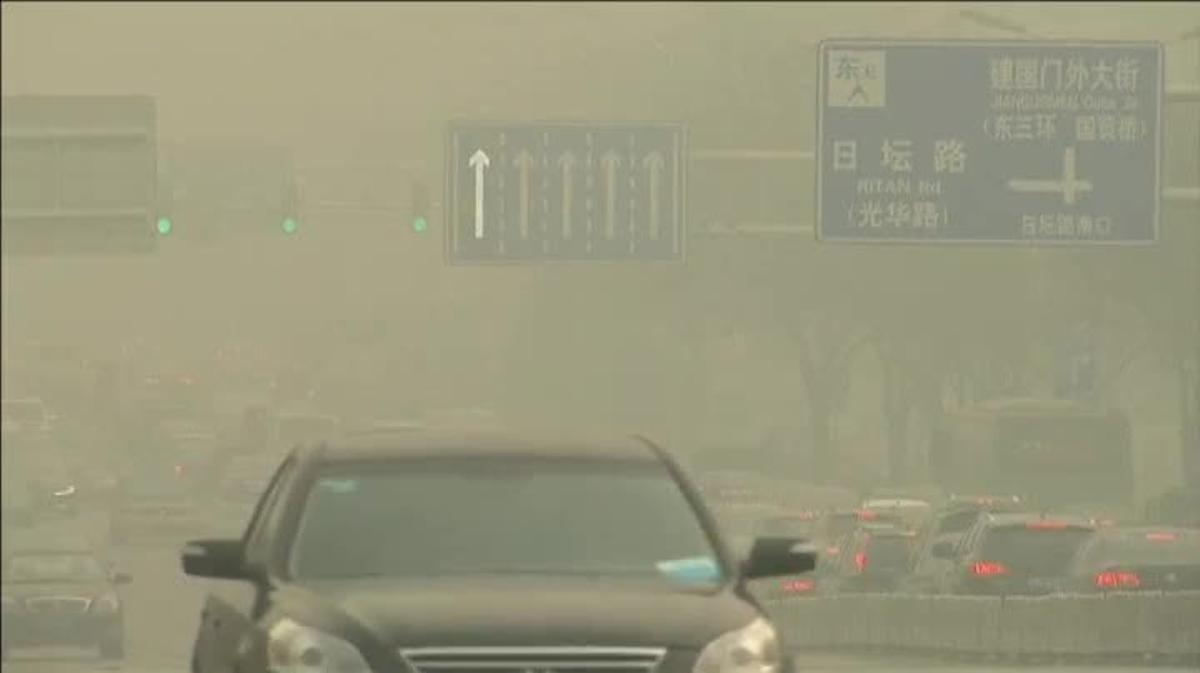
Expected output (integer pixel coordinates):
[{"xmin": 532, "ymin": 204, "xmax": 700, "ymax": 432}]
[{"xmin": 281, "ymin": 575, "xmax": 759, "ymax": 648}]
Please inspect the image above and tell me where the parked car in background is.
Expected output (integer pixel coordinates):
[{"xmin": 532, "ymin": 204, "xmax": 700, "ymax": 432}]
[
  {"xmin": 822, "ymin": 523, "xmax": 918, "ymax": 594},
  {"xmin": 1, "ymin": 543, "xmax": 131, "ymax": 661},
  {"xmin": 1065, "ymin": 526, "xmax": 1200, "ymax": 593},
  {"xmin": 902, "ymin": 495, "xmax": 1025, "ymax": 595},
  {"xmin": 931, "ymin": 512, "xmax": 1097, "ymax": 596},
  {"xmin": 810, "ymin": 509, "xmax": 863, "ymax": 575}
]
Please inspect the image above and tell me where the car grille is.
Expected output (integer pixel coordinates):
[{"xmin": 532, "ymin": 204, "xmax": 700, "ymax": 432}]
[
  {"xmin": 24, "ymin": 596, "xmax": 92, "ymax": 614},
  {"xmin": 400, "ymin": 647, "xmax": 668, "ymax": 673}
]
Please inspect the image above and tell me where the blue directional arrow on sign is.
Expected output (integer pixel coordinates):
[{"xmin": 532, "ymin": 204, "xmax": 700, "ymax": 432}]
[
  {"xmin": 446, "ymin": 122, "xmax": 686, "ymax": 263},
  {"xmin": 816, "ymin": 40, "xmax": 1163, "ymax": 245}
]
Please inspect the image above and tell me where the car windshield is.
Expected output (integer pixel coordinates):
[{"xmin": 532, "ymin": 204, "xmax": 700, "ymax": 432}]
[
  {"xmin": 4, "ymin": 554, "xmax": 106, "ymax": 582},
  {"xmin": 936, "ymin": 509, "xmax": 984, "ymax": 535},
  {"xmin": 289, "ymin": 458, "xmax": 720, "ymax": 582},
  {"xmin": 865, "ymin": 536, "xmax": 915, "ymax": 573},
  {"xmin": 981, "ymin": 526, "xmax": 1095, "ymax": 575}
]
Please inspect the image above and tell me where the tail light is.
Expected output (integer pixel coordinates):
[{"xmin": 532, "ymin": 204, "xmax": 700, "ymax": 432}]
[
  {"xmin": 782, "ymin": 578, "xmax": 815, "ymax": 594},
  {"xmin": 1145, "ymin": 532, "xmax": 1177, "ymax": 542},
  {"xmin": 1095, "ymin": 570, "xmax": 1141, "ymax": 589},
  {"xmin": 857, "ymin": 509, "xmax": 878, "ymax": 521},
  {"xmin": 854, "ymin": 552, "xmax": 868, "ymax": 573},
  {"xmin": 971, "ymin": 560, "xmax": 1009, "ymax": 577}
]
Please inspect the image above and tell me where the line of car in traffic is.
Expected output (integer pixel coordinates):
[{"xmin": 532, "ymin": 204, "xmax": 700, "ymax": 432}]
[{"xmin": 724, "ymin": 493, "xmax": 1200, "ymax": 601}]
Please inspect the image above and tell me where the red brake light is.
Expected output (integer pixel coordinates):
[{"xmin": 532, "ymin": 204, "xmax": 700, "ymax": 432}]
[
  {"xmin": 971, "ymin": 561, "xmax": 1009, "ymax": 577},
  {"xmin": 854, "ymin": 552, "xmax": 868, "ymax": 572},
  {"xmin": 782, "ymin": 578, "xmax": 815, "ymax": 593},
  {"xmin": 1095, "ymin": 570, "xmax": 1141, "ymax": 589},
  {"xmin": 1145, "ymin": 532, "xmax": 1177, "ymax": 542},
  {"xmin": 1026, "ymin": 520, "xmax": 1069, "ymax": 530},
  {"xmin": 857, "ymin": 509, "xmax": 878, "ymax": 521}
]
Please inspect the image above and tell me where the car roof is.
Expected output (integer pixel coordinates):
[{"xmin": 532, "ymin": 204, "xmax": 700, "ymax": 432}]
[
  {"xmin": 980, "ymin": 512, "xmax": 1096, "ymax": 529},
  {"xmin": 863, "ymin": 498, "xmax": 930, "ymax": 509},
  {"xmin": 1095, "ymin": 525, "xmax": 1200, "ymax": 544},
  {"xmin": 307, "ymin": 430, "xmax": 663, "ymax": 464}
]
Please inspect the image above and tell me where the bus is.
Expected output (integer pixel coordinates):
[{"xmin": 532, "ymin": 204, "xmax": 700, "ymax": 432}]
[{"xmin": 930, "ymin": 398, "xmax": 1134, "ymax": 514}]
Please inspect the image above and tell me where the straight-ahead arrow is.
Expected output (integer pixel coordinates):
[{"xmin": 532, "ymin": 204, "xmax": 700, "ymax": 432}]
[
  {"xmin": 642, "ymin": 151, "xmax": 665, "ymax": 240},
  {"xmin": 600, "ymin": 150, "xmax": 621, "ymax": 239},
  {"xmin": 469, "ymin": 149, "xmax": 490, "ymax": 238},
  {"xmin": 558, "ymin": 150, "xmax": 577, "ymax": 239}
]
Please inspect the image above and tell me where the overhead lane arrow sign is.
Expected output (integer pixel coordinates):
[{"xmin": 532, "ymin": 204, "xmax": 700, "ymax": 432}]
[
  {"xmin": 446, "ymin": 122, "xmax": 685, "ymax": 263},
  {"xmin": 469, "ymin": 149, "xmax": 490, "ymax": 239}
]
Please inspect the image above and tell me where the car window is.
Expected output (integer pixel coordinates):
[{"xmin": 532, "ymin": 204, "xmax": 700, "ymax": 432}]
[
  {"xmin": 980, "ymin": 526, "xmax": 1094, "ymax": 574},
  {"xmin": 936, "ymin": 509, "xmax": 982, "ymax": 535},
  {"xmin": 865, "ymin": 536, "xmax": 915, "ymax": 573},
  {"xmin": 288, "ymin": 457, "xmax": 720, "ymax": 583}
]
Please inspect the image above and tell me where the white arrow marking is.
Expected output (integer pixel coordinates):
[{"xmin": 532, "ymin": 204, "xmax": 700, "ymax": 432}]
[
  {"xmin": 469, "ymin": 149, "xmax": 490, "ymax": 238},
  {"xmin": 600, "ymin": 150, "xmax": 621, "ymax": 239},
  {"xmin": 513, "ymin": 149, "xmax": 534, "ymax": 239},
  {"xmin": 558, "ymin": 151, "xmax": 577, "ymax": 239},
  {"xmin": 642, "ymin": 151, "xmax": 665, "ymax": 240},
  {"xmin": 1007, "ymin": 146, "xmax": 1093, "ymax": 206}
]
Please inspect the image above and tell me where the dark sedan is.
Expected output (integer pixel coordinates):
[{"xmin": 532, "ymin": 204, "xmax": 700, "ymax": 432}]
[
  {"xmin": 181, "ymin": 431, "xmax": 815, "ymax": 673},
  {"xmin": 1, "ymin": 546, "xmax": 131, "ymax": 661},
  {"xmin": 1065, "ymin": 526, "xmax": 1200, "ymax": 593}
]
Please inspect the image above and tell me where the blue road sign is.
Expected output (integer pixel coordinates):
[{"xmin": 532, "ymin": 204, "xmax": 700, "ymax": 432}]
[
  {"xmin": 816, "ymin": 41, "xmax": 1163, "ymax": 244},
  {"xmin": 445, "ymin": 122, "xmax": 685, "ymax": 263}
]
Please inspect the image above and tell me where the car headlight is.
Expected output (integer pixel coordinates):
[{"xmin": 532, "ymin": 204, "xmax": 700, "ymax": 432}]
[
  {"xmin": 267, "ymin": 617, "xmax": 371, "ymax": 673},
  {"xmin": 693, "ymin": 618, "xmax": 781, "ymax": 673},
  {"xmin": 91, "ymin": 593, "xmax": 121, "ymax": 614}
]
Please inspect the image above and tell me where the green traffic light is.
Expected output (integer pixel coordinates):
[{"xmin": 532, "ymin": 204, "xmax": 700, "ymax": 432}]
[
  {"xmin": 281, "ymin": 217, "xmax": 298, "ymax": 235},
  {"xmin": 156, "ymin": 217, "xmax": 173, "ymax": 235},
  {"xmin": 412, "ymin": 216, "xmax": 428, "ymax": 233}
]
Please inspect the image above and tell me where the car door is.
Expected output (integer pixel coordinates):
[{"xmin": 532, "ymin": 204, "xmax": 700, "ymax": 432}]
[
  {"xmin": 940, "ymin": 520, "xmax": 985, "ymax": 594},
  {"xmin": 194, "ymin": 456, "xmax": 295, "ymax": 673}
]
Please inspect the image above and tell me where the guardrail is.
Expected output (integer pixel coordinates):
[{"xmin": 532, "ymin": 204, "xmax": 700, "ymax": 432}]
[{"xmin": 763, "ymin": 592, "xmax": 1200, "ymax": 663}]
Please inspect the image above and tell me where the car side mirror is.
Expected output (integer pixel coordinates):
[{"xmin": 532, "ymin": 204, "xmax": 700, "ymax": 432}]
[
  {"xmin": 181, "ymin": 538, "xmax": 248, "ymax": 580},
  {"xmin": 742, "ymin": 537, "xmax": 816, "ymax": 580},
  {"xmin": 112, "ymin": 571, "xmax": 133, "ymax": 585},
  {"xmin": 931, "ymin": 541, "xmax": 957, "ymax": 559}
]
